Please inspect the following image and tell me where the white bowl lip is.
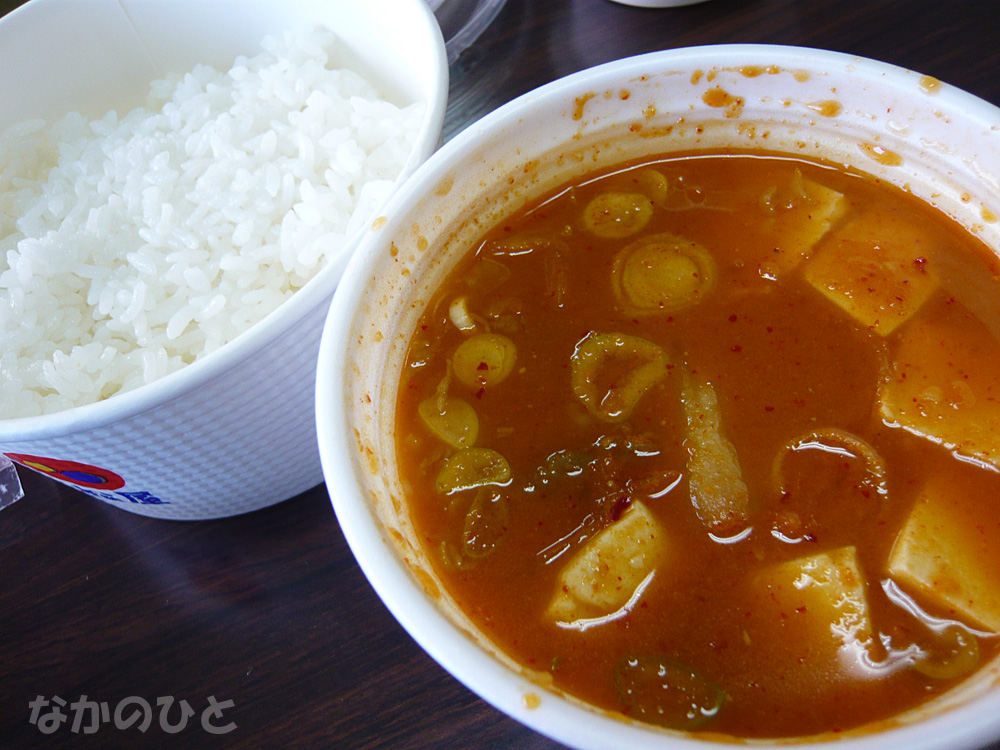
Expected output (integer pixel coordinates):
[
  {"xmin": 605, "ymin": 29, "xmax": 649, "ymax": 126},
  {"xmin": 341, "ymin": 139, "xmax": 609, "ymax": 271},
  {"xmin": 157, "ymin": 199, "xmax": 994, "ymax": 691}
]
[
  {"xmin": 317, "ymin": 43, "xmax": 1000, "ymax": 750},
  {"xmin": 0, "ymin": 0, "xmax": 448, "ymax": 443}
]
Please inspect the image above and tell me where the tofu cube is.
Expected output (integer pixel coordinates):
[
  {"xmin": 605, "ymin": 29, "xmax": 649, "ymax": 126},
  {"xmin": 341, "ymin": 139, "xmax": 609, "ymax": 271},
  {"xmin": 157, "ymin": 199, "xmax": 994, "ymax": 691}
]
[
  {"xmin": 546, "ymin": 500, "xmax": 665, "ymax": 624},
  {"xmin": 877, "ymin": 306, "xmax": 1000, "ymax": 471},
  {"xmin": 887, "ymin": 471, "xmax": 1000, "ymax": 632},
  {"xmin": 759, "ymin": 173, "xmax": 848, "ymax": 277},
  {"xmin": 753, "ymin": 546, "xmax": 873, "ymax": 649},
  {"xmin": 803, "ymin": 208, "xmax": 939, "ymax": 335}
]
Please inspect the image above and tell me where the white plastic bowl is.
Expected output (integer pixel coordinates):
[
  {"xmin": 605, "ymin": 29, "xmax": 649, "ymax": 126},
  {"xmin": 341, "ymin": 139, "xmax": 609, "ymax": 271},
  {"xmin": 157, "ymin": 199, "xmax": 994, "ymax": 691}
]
[
  {"xmin": 316, "ymin": 45, "xmax": 1000, "ymax": 748},
  {"xmin": 0, "ymin": 0, "xmax": 447, "ymax": 519}
]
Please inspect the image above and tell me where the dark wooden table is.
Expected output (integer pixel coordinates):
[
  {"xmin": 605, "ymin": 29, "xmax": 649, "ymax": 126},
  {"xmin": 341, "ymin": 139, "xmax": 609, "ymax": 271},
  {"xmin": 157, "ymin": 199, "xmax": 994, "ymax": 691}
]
[{"xmin": 3, "ymin": 1, "xmax": 1000, "ymax": 748}]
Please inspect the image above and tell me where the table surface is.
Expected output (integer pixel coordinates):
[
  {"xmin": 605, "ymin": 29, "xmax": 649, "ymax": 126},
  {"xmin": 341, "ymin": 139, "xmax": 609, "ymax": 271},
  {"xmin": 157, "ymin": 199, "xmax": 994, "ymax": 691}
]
[{"xmin": 3, "ymin": 1, "xmax": 1000, "ymax": 748}]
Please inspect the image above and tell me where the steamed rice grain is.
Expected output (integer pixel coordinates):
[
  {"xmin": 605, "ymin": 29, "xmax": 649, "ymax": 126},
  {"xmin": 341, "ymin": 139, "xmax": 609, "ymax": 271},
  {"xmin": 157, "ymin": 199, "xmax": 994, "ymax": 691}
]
[{"xmin": 0, "ymin": 27, "xmax": 424, "ymax": 419}]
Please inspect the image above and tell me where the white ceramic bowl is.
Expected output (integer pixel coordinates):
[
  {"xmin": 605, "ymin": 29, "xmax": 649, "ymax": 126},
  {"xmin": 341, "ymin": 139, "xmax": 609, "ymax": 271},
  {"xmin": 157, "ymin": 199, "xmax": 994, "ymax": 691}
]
[
  {"xmin": 316, "ymin": 45, "xmax": 1000, "ymax": 748},
  {"xmin": 0, "ymin": 0, "xmax": 447, "ymax": 519}
]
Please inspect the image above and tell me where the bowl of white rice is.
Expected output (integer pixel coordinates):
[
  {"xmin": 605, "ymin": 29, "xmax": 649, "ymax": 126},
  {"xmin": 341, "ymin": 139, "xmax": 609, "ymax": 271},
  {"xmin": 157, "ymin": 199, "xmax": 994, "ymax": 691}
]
[{"xmin": 0, "ymin": 0, "xmax": 447, "ymax": 519}]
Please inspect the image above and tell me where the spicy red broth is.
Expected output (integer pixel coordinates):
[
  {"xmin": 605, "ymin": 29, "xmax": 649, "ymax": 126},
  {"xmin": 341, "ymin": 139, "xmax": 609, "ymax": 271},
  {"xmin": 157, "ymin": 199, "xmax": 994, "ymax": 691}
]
[{"xmin": 394, "ymin": 151, "xmax": 1000, "ymax": 738}]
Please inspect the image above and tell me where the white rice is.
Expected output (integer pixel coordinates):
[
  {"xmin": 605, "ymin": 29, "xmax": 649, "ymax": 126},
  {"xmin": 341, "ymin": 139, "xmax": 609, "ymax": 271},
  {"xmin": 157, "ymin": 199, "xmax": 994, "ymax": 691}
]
[{"xmin": 0, "ymin": 27, "xmax": 424, "ymax": 418}]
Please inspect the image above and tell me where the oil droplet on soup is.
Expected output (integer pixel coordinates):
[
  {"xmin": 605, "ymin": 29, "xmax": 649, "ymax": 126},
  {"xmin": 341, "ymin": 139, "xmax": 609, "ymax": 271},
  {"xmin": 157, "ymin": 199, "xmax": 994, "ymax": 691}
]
[{"xmin": 394, "ymin": 149, "xmax": 1000, "ymax": 739}]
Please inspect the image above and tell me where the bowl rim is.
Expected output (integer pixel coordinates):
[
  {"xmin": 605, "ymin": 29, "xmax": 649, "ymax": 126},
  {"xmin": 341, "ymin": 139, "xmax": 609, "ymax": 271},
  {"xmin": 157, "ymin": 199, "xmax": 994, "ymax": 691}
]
[
  {"xmin": 0, "ymin": 0, "xmax": 448, "ymax": 442},
  {"xmin": 317, "ymin": 42, "xmax": 1000, "ymax": 750}
]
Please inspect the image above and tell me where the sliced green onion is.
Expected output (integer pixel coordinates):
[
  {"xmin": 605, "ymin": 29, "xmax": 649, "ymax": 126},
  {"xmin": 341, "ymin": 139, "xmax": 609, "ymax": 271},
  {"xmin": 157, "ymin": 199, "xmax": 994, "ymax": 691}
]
[
  {"xmin": 772, "ymin": 427, "xmax": 887, "ymax": 499},
  {"xmin": 913, "ymin": 625, "xmax": 980, "ymax": 681},
  {"xmin": 435, "ymin": 447, "xmax": 512, "ymax": 495},
  {"xmin": 452, "ymin": 333, "xmax": 518, "ymax": 389},
  {"xmin": 570, "ymin": 332, "xmax": 669, "ymax": 423},
  {"xmin": 615, "ymin": 655, "xmax": 726, "ymax": 730},
  {"xmin": 462, "ymin": 487, "xmax": 510, "ymax": 558},
  {"xmin": 418, "ymin": 395, "xmax": 479, "ymax": 449},
  {"xmin": 612, "ymin": 232, "xmax": 715, "ymax": 315},
  {"xmin": 582, "ymin": 191, "xmax": 654, "ymax": 239}
]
